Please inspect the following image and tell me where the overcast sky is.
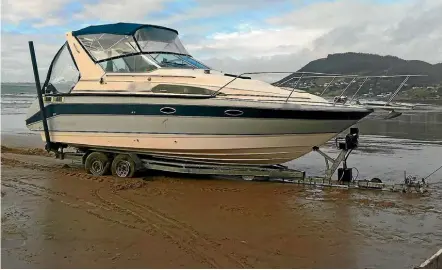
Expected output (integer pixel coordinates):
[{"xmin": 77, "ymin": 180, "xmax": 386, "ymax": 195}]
[{"xmin": 1, "ymin": 0, "xmax": 441, "ymax": 82}]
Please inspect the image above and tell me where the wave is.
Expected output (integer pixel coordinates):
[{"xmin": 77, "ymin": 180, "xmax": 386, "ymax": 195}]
[
  {"xmin": 1, "ymin": 93, "xmax": 36, "ymax": 97},
  {"xmin": 1, "ymin": 100, "xmax": 34, "ymax": 105},
  {"xmin": 1, "ymin": 112, "xmax": 27, "ymax": 115}
]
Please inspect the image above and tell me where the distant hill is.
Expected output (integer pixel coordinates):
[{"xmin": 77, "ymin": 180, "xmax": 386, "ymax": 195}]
[{"xmin": 274, "ymin": 52, "xmax": 442, "ymax": 96}]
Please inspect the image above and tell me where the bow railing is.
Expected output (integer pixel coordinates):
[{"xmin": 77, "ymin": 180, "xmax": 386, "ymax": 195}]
[{"xmin": 210, "ymin": 71, "xmax": 427, "ymax": 107}]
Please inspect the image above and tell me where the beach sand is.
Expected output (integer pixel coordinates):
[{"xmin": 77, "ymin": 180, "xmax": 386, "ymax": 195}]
[{"xmin": 1, "ymin": 133, "xmax": 441, "ymax": 268}]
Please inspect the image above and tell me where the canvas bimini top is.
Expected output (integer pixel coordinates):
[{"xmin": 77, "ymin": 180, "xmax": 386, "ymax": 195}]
[
  {"xmin": 71, "ymin": 22, "xmax": 179, "ymax": 36},
  {"xmin": 69, "ymin": 22, "xmax": 213, "ymax": 72}
]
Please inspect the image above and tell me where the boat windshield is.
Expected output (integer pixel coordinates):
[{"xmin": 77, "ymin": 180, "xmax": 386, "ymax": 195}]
[
  {"xmin": 134, "ymin": 27, "xmax": 188, "ymax": 55},
  {"xmin": 76, "ymin": 26, "xmax": 210, "ymax": 72},
  {"xmin": 148, "ymin": 53, "xmax": 209, "ymax": 69}
]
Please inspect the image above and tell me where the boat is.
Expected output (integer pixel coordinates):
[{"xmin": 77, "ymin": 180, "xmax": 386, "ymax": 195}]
[{"xmin": 25, "ymin": 22, "xmax": 374, "ymax": 166}]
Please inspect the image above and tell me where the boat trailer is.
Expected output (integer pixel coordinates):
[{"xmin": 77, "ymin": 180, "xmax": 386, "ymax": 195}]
[
  {"xmin": 51, "ymin": 135, "xmax": 428, "ymax": 193},
  {"xmin": 53, "ymin": 128, "xmax": 428, "ymax": 194}
]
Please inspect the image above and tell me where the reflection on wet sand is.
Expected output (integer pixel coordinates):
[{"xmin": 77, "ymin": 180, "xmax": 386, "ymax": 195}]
[
  {"xmin": 293, "ymin": 189, "xmax": 358, "ymax": 267},
  {"xmin": 1, "ymin": 157, "xmax": 365, "ymax": 268},
  {"xmin": 4, "ymin": 149, "xmax": 440, "ymax": 268}
]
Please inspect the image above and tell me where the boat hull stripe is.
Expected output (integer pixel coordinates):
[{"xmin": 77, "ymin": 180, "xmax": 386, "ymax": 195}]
[{"xmin": 25, "ymin": 103, "xmax": 370, "ymax": 125}]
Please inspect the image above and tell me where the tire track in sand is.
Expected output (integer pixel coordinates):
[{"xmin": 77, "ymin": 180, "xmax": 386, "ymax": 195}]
[
  {"xmin": 1, "ymin": 172, "xmax": 185, "ymax": 255},
  {"xmin": 115, "ymin": 192, "xmax": 252, "ymax": 268},
  {"xmin": 2, "ymin": 156, "xmax": 238, "ymax": 268},
  {"xmin": 0, "ymin": 163, "xmax": 158, "ymax": 238},
  {"xmin": 1, "ymin": 157, "xmax": 103, "ymax": 183},
  {"xmin": 1, "ymin": 179, "xmax": 166, "ymax": 254},
  {"xmin": 0, "ymin": 178, "xmax": 110, "ymax": 211},
  {"xmin": 93, "ymin": 188, "xmax": 226, "ymax": 268}
]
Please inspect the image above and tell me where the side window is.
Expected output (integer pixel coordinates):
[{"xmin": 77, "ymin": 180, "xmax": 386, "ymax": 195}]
[
  {"xmin": 99, "ymin": 58, "xmax": 130, "ymax": 73},
  {"xmin": 46, "ymin": 43, "xmax": 80, "ymax": 94},
  {"xmin": 154, "ymin": 54, "xmax": 190, "ymax": 68},
  {"xmin": 99, "ymin": 55, "xmax": 158, "ymax": 73},
  {"xmin": 124, "ymin": 55, "xmax": 157, "ymax": 72}
]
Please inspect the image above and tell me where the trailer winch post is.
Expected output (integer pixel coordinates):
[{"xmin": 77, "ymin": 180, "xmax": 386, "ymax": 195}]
[
  {"xmin": 28, "ymin": 41, "xmax": 56, "ymax": 153},
  {"xmin": 313, "ymin": 127, "xmax": 360, "ymax": 182}
]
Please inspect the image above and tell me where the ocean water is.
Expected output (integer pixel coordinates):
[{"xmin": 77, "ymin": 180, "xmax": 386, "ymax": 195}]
[
  {"xmin": 1, "ymin": 83, "xmax": 37, "ymax": 113},
  {"xmin": 1, "ymin": 83, "xmax": 37, "ymax": 134}
]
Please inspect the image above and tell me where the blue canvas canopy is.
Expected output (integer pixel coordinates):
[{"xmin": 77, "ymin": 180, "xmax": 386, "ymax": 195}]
[{"xmin": 72, "ymin": 22, "xmax": 178, "ymax": 36}]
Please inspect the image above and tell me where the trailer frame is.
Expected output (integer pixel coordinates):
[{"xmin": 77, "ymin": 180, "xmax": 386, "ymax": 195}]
[{"xmin": 59, "ymin": 148, "xmax": 307, "ymax": 181}]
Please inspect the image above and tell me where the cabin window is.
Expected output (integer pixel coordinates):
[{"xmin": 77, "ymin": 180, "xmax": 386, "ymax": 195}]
[
  {"xmin": 150, "ymin": 53, "xmax": 196, "ymax": 69},
  {"xmin": 99, "ymin": 58, "xmax": 130, "ymax": 73},
  {"xmin": 99, "ymin": 54, "xmax": 158, "ymax": 73},
  {"xmin": 45, "ymin": 43, "xmax": 79, "ymax": 94},
  {"xmin": 178, "ymin": 55, "xmax": 210, "ymax": 69}
]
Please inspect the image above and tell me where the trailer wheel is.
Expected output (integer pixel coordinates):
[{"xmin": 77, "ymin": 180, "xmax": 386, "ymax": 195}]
[
  {"xmin": 111, "ymin": 154, "xmax": 136, "ymax": 178},
  {"xmin": 370, "ymin": 177, "xmax": 382, "ymax": 183},
  {"xmin": 85, "ymin": 152, "xmax": 110, "ymax": 176}
]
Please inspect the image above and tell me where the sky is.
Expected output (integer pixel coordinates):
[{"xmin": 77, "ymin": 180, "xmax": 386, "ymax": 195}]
[{"xmin": 1, "ymin": 0, "xmax": 442, "ymax": 82}]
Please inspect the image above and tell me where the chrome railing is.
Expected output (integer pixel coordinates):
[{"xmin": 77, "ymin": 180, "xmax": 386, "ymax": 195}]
[{"xmin": 211, "ymin": 71, "xmax": 427, "ymax": 107}]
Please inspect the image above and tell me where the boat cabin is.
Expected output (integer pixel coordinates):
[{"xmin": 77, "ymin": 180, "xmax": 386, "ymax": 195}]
[
  {"xmin": 41, "ymin": 22, "xmax": 332, "ymax": 104},
  {"xmin": 43, "ymin": 22, "xmax": 213, "ymax": 95}
]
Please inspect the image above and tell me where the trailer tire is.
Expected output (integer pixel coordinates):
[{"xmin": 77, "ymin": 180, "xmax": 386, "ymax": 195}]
[
  {"xmin": 242, "ymin": 175, "xmax": 254, "ymax": 181},
  {"xmin": 85, "ymin": 152, "xmax": 110, "ymax": 176},
  {"xmin": 111, "ymin": 154, "xmax": 136, "ymax": 178},
  {"xmin": 370, "ymin": 177, "xmax": 382, "ymax": 183}
]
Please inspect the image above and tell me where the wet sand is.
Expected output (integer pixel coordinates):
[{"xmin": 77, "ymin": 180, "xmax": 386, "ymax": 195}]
[{"xmin": 1, "ymin": 134, "xmax": 441, "ymax": 268}]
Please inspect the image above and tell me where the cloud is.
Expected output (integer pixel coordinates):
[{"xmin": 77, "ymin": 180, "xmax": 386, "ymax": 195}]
[
  {"xmin": 1, "ymin": 33, "xmax": 63, "ymax": 82},
  {"xmin": 1, "ymin": 0, "xmax": 441, "ymax": 82},
  {"xmin": 1, "ymin": 0, "xmax": 72, "ymax": 25},
  {"xmin": 73, "ymin": 0, "xmax": 169, "ymax": 22},
  {"xmin": 202, "ymin": 51, "xmax": 319, "ymax": 83},
  {"xmin": 33, "ymin": 17, "xmax": 67, "ymax": 28},
  {"xmin": 154, "ymin": 0, "xmax": 287, "ymax": 26},
  {"xmin": 193, "ymin": 0, "xmax": 442, "ymax": 75},
  {"xmin": 187, "ymin": 24, "xmax": 326, "ymax": 59}
]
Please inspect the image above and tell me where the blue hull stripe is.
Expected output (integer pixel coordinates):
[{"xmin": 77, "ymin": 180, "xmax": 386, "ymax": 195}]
[{"xmin": 26, "ymin": 103, "xmax": 371, "ymax": 125}]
